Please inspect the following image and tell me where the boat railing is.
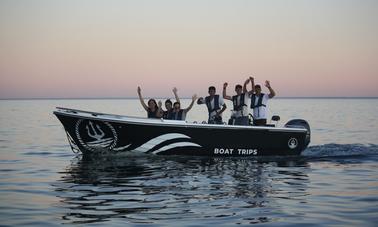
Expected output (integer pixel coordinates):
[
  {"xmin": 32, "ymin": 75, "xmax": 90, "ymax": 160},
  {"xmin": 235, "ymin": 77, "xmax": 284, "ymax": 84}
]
[
  {"xmin": 55, "ymin": 107, "xmax": 137, "ymax": 119},
  {"xmin": 55, "ymin": 107, "xmax": 308, "ymax": 132},
  {"xmin": 55, "ymin": 107, "xmax": 181, "ymax": 122}
]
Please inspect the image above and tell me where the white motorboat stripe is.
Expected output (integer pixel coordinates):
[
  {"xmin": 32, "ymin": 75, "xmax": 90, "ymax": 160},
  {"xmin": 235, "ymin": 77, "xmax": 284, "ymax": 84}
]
[
  {"xmin": 152, "ymin": 142, "xmax": 202, "ymax": 154},
  {"xmin": 133, "ymin": 133, "xmax": 191, "ymax": 153}
]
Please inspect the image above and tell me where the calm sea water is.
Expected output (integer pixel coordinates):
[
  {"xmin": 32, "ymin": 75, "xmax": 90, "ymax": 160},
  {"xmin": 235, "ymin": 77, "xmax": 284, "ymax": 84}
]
[{"xmin": 0, "ymin": 98, "xmax": 377, "ymax": 226}]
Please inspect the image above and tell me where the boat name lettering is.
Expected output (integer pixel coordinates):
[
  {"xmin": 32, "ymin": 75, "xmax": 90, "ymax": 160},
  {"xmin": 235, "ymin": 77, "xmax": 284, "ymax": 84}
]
[{"xmin": 214, "ymin": 148, "xmax": 258, "ymax": 155}]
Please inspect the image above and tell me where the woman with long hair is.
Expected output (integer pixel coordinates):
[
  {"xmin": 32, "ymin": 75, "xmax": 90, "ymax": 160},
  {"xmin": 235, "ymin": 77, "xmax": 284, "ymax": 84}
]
[{"xmin": 137, "ymin": 86, "xmax": 163, "ymax": 118}]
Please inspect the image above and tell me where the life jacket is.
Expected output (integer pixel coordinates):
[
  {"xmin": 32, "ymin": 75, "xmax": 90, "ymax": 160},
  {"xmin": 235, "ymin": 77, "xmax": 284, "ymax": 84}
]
[
  {"xmin": 172, "ymin": 109, "xmax": 184, "ymax": 120},
  {"xmin": 232, "ymin": 93, "xmax": 246, "ymax": 111},
  {"xmin": 205, "ymin": 95, "xmax": 220, "ymax": 114},
  {"xmin": 163, "ymin": 110, "xmax": 173, "ymax": 119},
  {"xmin": 250, "ymin": 93, "xmax": 266, "ymax": 109},
  {"xmin": 147, "ymin": 108, "xmax": 159, "ymax": 118}
]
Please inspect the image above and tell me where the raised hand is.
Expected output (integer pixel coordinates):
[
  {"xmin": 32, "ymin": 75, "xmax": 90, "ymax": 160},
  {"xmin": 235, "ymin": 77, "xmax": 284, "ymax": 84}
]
[
  {"xmin": 265, "ymin": 80, "xmax": 271, "ymax": 88},
  {"xmin": 249, "ymin": 76, "xmax": 254, "ymax": 82},
  {"xmin": 173, "ymin": 87, "xmax": 178, "ymax": 93},
  {"xmin": 223, "ymin": 82, "xmax": 228, "ymax": 89},
  {"xmin": 137, "ymin": 86, "xmax": 149, "ymax": 111},
  {"xmin": 244, "ymin": 78, "xmax": 250, "ymax": 84},
  {"xmin": 192, "ymin": 94, "xmax": 198, "ymax": 101},
  {"xmin": 265, "ymin": 80, "xmax": 275, "ymax": 98}
]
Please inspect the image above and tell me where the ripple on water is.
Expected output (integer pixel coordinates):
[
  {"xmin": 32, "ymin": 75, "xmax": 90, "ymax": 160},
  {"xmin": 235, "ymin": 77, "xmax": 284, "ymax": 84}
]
[
  {"xmin": 303, "ymin": 143, "xmax": 378, "ymax": 158},
  {"xmin": 50, "ymin": 156, "xmax": 312, "ymax": 225}
]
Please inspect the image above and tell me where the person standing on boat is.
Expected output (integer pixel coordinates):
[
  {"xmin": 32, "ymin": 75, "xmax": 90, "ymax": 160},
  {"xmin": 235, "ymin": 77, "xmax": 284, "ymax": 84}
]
[
  {"xmin": 163, "ymin": 87, "xmax": 180, "ymax": 119},
  {"xmin": 170, "ymin": 94, "xmax": 198, "ymax": 121},
  {"xmin": 137, "ymin": 86, "xmax": 163, "ymax": 118},
  {"xmin": 223, "ymin": 83, "xmax": 249, "ymax": 125},
  {"xmin": 244, "ymin": 77, "xmax": 276, "ymax": 126},
  {"xmin": 197, "ymin": 86, "xmax": 227, "ymax": 124}
]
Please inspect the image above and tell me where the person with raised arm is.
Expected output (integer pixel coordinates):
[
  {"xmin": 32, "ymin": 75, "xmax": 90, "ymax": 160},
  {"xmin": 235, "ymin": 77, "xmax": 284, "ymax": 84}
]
[
  {"xmin": 223, "ymin": 82, "xmax": 249, "ymax": 125},
  {"xmin": 197, "ymin": 86, "xmax": 227, "ymax": 124},
  {"xmin": 170, "ymin": 94, "xmax": 198, "ymax": 121},
  {"xmin": 244, "ymin": 77, "xmax": 276, "ymax": 126},
  {"xmin": 137, "ymin": 86, "xmax": 163, "ymax": 119}
]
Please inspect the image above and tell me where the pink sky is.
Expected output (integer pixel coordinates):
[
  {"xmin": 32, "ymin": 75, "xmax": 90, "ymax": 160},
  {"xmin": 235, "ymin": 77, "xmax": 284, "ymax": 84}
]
[{"xmin": 0, "ymin": 0, "xmax": 377, "ymax": 98}]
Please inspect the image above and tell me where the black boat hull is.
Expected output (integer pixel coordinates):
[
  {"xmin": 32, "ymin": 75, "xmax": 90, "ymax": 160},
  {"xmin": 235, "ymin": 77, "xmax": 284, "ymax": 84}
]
[{"xmin": 54, "ymin": 108, "xmax": 310, "ymax": 156}]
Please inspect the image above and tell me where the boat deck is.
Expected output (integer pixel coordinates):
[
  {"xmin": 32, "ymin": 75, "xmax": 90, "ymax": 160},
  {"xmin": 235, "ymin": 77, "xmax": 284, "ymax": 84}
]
[{"xmin": 54, "ymin": 107, "xmax": 308, "ymax": 133}]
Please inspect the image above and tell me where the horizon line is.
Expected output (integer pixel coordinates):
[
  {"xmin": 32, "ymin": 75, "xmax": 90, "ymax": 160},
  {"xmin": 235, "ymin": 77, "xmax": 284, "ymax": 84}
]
[{"xmin": 1, "ymin": 96, "xmax": 378, "ymax": 100}]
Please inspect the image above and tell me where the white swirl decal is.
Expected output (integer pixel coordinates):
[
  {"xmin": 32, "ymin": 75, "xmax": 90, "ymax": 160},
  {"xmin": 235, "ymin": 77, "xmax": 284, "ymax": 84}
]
[{"xmin": 133, "ymin": 133, "xmax": 201, "ymax": 153}]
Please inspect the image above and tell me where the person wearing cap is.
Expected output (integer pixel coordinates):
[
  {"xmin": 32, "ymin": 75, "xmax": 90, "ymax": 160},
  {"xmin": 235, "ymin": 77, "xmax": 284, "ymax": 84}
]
[
  {"xmin": 223, "ymin": 82, "xmax": 249, "ymax": 125},
  {"xmin": 244, "ymin": 76, "xmax": 276, "ymax": 126}
]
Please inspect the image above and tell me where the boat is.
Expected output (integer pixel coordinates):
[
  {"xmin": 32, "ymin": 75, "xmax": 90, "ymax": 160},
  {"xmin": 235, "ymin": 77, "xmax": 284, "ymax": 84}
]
[{"xmin": 54, "ymin": 107, "xmax": 311, "ymax": 156}]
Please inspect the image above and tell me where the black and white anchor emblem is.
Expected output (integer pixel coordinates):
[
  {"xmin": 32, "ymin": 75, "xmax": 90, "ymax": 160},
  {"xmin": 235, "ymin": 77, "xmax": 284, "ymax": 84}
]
[
  {"xmin": 288, "ymin": 138, "xmax": 298, "ymax": 149},
  {"xmin": 75, "ymin": 119, "xmax": 118, "ymax": 151}
]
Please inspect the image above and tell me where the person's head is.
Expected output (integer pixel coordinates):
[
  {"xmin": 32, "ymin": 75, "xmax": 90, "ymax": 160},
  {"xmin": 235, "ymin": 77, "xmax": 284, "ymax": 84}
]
[
  {"xmin": 235, "ymin": 84, "xmax": 243, "ymax": 95},
  {"xmin": 165, "ymin": 99, "xmax": 172, "ymax": 111},
  {"xmin": 208, "ymin": 86, "xmax": 216, "ymax": 96},
  {"xmin": 147, "ymin": 99, "xmax": 158, "ymax": 110},
  {"xmin": 173, "ymin": 101, "xmax": 181, "ymax": 111},
  {"xmin": 255, "ymin": 84, "xmax": 262, "ymax": 94}
]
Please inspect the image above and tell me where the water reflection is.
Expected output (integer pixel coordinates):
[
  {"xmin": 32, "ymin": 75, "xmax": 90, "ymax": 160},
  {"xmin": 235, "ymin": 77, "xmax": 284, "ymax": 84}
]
[{"xmin": 54, "ymin": 154, "xmax": 310, "ymax": 225}]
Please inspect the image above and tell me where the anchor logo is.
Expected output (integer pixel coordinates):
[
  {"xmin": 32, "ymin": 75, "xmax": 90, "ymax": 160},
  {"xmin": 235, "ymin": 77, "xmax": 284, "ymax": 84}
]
[
  {"xmin": 75, "ymin": 119, "xmax": 117, "ymax": 151},
  {"xmin": 288, "ymin": 138, "xmax": 298, "ymax": 149},
  {"xmin": 86, "ymin": 121, "xmax": 105, "ymax": 140}
]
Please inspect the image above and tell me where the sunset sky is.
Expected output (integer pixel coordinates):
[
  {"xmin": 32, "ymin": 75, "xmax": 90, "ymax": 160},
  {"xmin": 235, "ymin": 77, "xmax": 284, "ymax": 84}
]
[{"xmin": 0, "ymin": 0, "xmax": 377, "ymax": 98}]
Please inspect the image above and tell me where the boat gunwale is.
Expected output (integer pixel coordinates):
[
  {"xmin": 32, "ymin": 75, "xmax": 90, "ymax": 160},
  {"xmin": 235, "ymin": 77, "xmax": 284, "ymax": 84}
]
[{"xmin": 54, "ymin": 107, "xmax": 308, "ymax": 133}]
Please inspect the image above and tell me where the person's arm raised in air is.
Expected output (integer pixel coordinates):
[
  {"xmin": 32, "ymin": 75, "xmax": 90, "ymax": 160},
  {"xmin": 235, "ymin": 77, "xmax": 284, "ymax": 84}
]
[
  {"xmin": 185, "ymin": 94, "xmax": 197, "ymax": 113},
  {"xmin": 173, "ymin": 87, "xmax": 180, "ymax": 103},
  {"xmin": 244, "ymin": 76, "xmax": 255, "ymax": 95},
  {"xmin": 156, "ymin": 100, "xmax": 163, "ymax": 118},
  {"xmin": 137, "ymin": 86, "xmax": 149, "ymax": 111},
  {"xmin": 243, "ymin": 76, "xmax": 255, "ymax": 95},
  {"xmin": 243, "ymin": 78, "xmax": 250, "ymax": 94},
  {"xmin": 223, "ymin": 83, "xmax": 232, "ymax": 101},
  {"xmin": 265, "ymin": 80, "xmax": 276, "ymax": 98},
  {"xmin": 250, "ymin": 76, "xmax": 255, "ymax": 95}
]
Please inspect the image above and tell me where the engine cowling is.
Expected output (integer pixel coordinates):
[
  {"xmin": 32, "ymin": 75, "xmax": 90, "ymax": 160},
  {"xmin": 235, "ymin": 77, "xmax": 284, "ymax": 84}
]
[{"xmin": 285, "ymin": 119, "xmax": 311, "ymax": 148}]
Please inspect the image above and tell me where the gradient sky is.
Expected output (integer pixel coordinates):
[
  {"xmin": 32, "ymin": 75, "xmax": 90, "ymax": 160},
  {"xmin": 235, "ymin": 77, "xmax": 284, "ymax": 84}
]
[{"xmin": 0, "ymin": 0, "xmax": 377, "ymax": 98}]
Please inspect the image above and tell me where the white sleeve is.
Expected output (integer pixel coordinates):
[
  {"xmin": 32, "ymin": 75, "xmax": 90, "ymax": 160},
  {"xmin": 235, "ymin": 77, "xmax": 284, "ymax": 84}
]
[
  {"xmin": 244, "ymin": 93, "xmax": 250, "ymax": 105},
  {"xmin": 219, "ymin": 96, "xmax": 225, "ymax": 106},
  {"xmin": 264, "ymin": 93, "xmax": 270, "ymax": 100}
]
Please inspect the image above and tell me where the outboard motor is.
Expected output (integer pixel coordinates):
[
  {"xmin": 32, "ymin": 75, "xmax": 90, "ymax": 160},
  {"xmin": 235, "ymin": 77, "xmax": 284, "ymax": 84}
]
[{"xmin": 285, "ymin": 119, "xmax": 311, "ymax": 148}]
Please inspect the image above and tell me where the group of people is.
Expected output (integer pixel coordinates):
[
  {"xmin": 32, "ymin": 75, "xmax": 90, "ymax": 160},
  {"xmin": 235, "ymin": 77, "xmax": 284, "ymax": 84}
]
[
  {"xmin": 137, "ymin": 87, "xmax": 197, "ymax": 121},
  {"xmin": 137, "ymin": 76, "xmax": 275, "ymax": 126}
]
